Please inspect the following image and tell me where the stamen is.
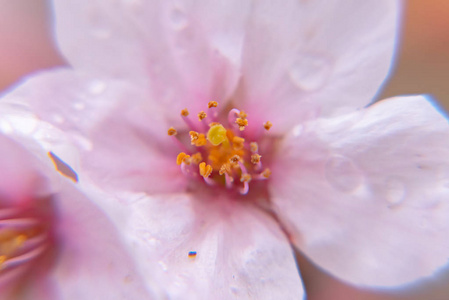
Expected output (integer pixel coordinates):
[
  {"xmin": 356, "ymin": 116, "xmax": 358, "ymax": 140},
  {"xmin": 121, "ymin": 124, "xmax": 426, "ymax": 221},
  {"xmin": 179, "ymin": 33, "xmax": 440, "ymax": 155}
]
[
  {"xmin": 232, "ymin": 136, "xmax": 245, "ymax": 151},
  {"xmin": 198, "ymin": 111, "xmax": 207, "ymax": 121},
  {"xmin": 224, "ymin": 172, "xmax": 234, "ymax": 189},
  {"xmin": 251, "ymin": 154, "xmax": 261, "ymax": 164},
  {"xmin": 240, "ymin": 174, "xmax": 252, "ymax": 183},
  {"xmin": 259, "ymin": 168, "xmax": 271, "ymax": 179},
  {"xmin": 208, "ymin": 101, "xmax": 218, "ymax": 108},
  {"xmin": 167, "ymin": 127, "xmax": 177, "ymax": 136},
  {"xmin": 250, "ymin": 142, "xmax": 259, "ymax": 153},
  {"xmin": 176, "ymin": 152, "xmax": 191, "ymax": 165},
  {"xmin": 240, "ymin": 180, "xmax": 250, "ymax": 195},
  {"xmin": 209, "ymin": 122, "xmax": 220, "ymax": 127},
  {"xmin": 181, "ymin": 108, "xmax": 198, "ymax": 131},
  {"xmin": 181, "ymin": 109, "xmax": 189, "ymax": 117},
  {"xmin": 199, "ymin": 162, "xmax": 213, "ymax": 178},
  {"xmin": 235, "ymin": 118, "xmax": 248, "ymax": 131},
  {"xmin": 207, "ymin": 124, "xmax": 228, "ymax": 146},
  {"xmin": 189, "ymin": 131, "xmax": 199, "ymax": 144},
  {"xmin": 238, "ymin": 111, "xmax": 248, "ymax": 119},
  {"xmin": 194, "ymin": 134, "xmax": 207, "ymax": 147},
  {"xmin": 191, "ymin": 153, "xmax": 203, "ymax": 164},
  {"xmin": 263, "ymin": 121, "xmax": 273, "ymax": 131},
  {"xmin": 219, "ymin": 164, "xmax": 230, "ymax": 176},
  {"xmin": 229, "ymin": 155, "xmax": 241, "ymax": 166}
]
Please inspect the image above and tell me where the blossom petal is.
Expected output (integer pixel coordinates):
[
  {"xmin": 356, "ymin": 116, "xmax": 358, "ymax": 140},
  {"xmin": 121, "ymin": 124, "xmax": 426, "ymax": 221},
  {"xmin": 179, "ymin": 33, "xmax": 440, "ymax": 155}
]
[
  {"xmin": 1, "ymin": 69, "xmax": 186, "ymax": 193},
  {"xmin": 238, "ymin": 0, "xmax": 401, "ymax": 133},
  {"xmin": 121, "ymin": 193, "xmax": 304, "ymax": 299},
  {"xmin": 52, "ymin": 0, "xmax": 249, "ymax": 112},
  {"xmin": 271, "ymin": 95, "xmax": 449, "ymax": 287},
  {"xmin": 0, "ymin": 134, "xmax": 156, "ymax": 299},
  {"xmin": 45, "ymin": 183, "xmax": 158, "ymax": 299}
]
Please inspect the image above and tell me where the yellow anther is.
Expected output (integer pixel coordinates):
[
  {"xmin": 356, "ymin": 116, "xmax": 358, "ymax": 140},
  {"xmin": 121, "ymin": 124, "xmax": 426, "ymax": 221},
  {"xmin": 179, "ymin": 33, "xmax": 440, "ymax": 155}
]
[
  {"xmin": 198, "ymin": 111, "xmax": 207, "ymax": 121},
  {"xmin": 189, "ymin": 131, "xmax": 199, "ymax": 144},
  {"xmin": 251, "ymin": 154, "xmax": 261, "ymax": 164},
  {"xmin": 208, "ymin": 101, "xmax": 218, "ymax": 108},
  {"xmin": 230, "ymin": 155, "xmax": 241, "ymax": 165},
  {"xmin": 261, "ymin": 168, "xmax": 272, "ymax": 178},
  {"xmin": 181, "ymin": 108, "xmax": 189, "ymax": 117},
  {"xmin": 240, "ymin": 174, "xmax": 252, "ymax": 183},
  {"xmin": 238, "ymin": 111, "xmax": 248, "ymax": 119},
  {"xmin": 199, "ymin": 162, "xmax": 213, "ymax": 178},
  {"xmin": 0, "ymin": 255, "xmax": 6, "ymax": 265},
  {"xmin": 235, "ymin": 118, "xmax": 248, "ymax": 131},
  {"xmin": 219, "ymin": 164, "xmax": 230, "ymax": 175},
  {"xmin": 193, "ymin": 134, "xmax": 207, "ymax": 147},
  {"xmin": 250, "ymin": 142, "xmax": 259, "ymax": 153},
  {"xmin": 263, "ymin": 121, "xmax": 273, "ymax": 131},
  {"xmin": 209, "ymin": 122, "xmax": 220, "ymax": 127},
  {"xmin": 207, "ymin": 124, "xmax": 228, "ymax": 146},
  {"xmin": 232, "ymin": 136, "xmax": 245, "ymax": 151},
  {"xmin": 191, "ymin": 153, "xmax": 203, "ymax": 164},
  {"xmin": 176, "ymin": 152, "xmax": 191, "ymax": 165},
  {"xmin": 167, "ymin": 127, "xmax": 177, "ymax": 136}
]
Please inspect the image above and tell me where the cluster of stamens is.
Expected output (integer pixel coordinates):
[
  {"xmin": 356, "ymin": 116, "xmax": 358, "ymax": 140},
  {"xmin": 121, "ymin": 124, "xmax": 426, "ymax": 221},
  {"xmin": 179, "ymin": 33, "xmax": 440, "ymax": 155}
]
[
  {"xmin": 0, "ymin": 207, "xmax": 49, "ymax": 276},
  {"xmin": 168, "ymin": 101, "xmax": 272, "ymax": 195}
]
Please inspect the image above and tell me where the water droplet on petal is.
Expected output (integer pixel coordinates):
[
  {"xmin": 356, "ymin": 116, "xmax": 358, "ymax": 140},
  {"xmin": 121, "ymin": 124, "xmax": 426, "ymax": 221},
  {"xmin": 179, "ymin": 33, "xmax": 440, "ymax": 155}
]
[
  {"xmin": 170, "ymin": 7, "xmax": 188, "ymax": 30},
  {"xmin": 325, "ymin": 155, "xmax": 363, "ymax": 193},
  {"xmin": 385, "ymin": 178, "xmax": 406, "ymax": 207},
  {"xmin": 289, "ymin": 53, "xmax": 332, "ymax": 91},
  {"xmin": 88, "ymin": 80, "xmax": 106, "ymax": 95}
]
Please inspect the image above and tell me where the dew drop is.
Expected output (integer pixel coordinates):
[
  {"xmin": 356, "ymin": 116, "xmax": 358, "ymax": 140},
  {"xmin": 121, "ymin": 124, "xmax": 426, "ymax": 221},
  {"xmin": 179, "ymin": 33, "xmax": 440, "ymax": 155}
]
[
  {"xmin": 88, "ymin": 80, "xmax": 106, "ymax": 95},
  {"xmin": 170, "ymin": 7, "xmax": 188, "ymax": 30},
  {"xmin": 325, "ymin": 155, "xmax": 363, "ymax": 193},
  {"xmin": 385, "ymin": 178, "xmax": 406, "ymax": 206},
  {"xmin": 289, "ymin": 53, "xmax": 332, "ymax": 91}
]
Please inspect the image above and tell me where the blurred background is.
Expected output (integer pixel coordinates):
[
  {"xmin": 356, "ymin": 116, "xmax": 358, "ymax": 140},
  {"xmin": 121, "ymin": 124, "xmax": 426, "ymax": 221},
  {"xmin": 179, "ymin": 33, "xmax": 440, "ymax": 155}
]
[{"xmin": 0, "ymin": 0, "xmax": 448, "ymax": 299}]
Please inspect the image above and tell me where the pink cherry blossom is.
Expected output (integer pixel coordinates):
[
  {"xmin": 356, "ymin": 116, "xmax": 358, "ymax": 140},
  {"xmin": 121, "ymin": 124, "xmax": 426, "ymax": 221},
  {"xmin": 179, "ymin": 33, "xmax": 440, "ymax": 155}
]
[
  {"xmin": 0, "ymin": 132, "xmax": 157, "ymax": 299},
  {"xmin": 2, "ymin": 0, "xmax": 449, "ymax": 299}
]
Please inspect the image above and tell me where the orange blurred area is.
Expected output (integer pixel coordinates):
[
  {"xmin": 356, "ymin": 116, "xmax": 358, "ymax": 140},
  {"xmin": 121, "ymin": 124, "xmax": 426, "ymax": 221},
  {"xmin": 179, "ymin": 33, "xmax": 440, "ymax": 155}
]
[
  {"xmin": 382, "ymin": 0, "xmax": 449, "ymax": 108},
  {"xmin": 0, "ymin": 0, "xmax": 64, "ymax": 92},
  {"xmin": 0, "ymin": 1, "xmax": 448, "ymax": 299}
]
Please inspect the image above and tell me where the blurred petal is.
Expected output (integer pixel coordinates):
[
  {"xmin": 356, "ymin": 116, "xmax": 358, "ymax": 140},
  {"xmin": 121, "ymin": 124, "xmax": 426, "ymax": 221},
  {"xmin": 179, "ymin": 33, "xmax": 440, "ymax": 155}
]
[
  {"xmin": 121, "ymin": 193, "xmax": 304, "ymax": 299},
  {"xmin": 271, "ymin": 95, "xmax": 449, "ymax": 286},
  {"xmin": 52, "ymin": 0, "xmax": 247, "ymax": 112},
  {"xmin": 238, "ymin": 0, "xmax": 401, "ymax": 133}
]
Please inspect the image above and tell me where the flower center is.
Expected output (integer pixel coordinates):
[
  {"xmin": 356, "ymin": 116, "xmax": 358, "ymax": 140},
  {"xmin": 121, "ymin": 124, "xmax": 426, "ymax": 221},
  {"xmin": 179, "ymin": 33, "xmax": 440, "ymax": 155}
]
[
  {"xmin": 168, "ymin": 101, "xmax": 272, "ymax": 195},
  {"xmin": 0, "ymin": 205, "xmax": 50, "ymax": 281}
]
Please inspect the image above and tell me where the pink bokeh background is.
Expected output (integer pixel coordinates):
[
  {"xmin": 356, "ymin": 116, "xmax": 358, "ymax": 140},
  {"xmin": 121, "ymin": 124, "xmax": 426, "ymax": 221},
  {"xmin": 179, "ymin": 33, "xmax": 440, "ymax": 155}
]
[{"xmin": 0, "ymin": 1, "xmax": 448, "ymax": 299}]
